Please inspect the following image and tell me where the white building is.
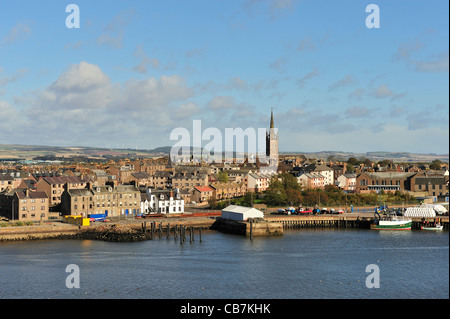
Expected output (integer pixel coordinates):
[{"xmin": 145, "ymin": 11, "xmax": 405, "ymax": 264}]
[
  {"xmin": 141, "ymin": 188, "xmax": 184, "ymax": 214},
  {"xmin": 247, "ymin": 172, "xmax": 274, "ymax": 192},
  {"xmin": 221, "ymin": 205, "xmax": 264, "ymax": 221},
  {"xmin": 336, "ymin": 173, "xmax": 357, "ymax": 192}
]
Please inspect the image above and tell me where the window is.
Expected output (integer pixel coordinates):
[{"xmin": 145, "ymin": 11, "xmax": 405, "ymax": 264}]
[{"xmin": 41, "ymin": 206, "xmax": 45, "ymax": 210}]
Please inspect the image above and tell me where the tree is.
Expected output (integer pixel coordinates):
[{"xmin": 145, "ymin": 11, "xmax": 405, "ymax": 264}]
[
  {"xmin": 347, "ymin": 157, "xmax": 360, "ymax": 166},
  {"xmin": 286, "ymin": 189, "xmax": 302, "ymax": 205},
  {"xmin": 239, "ymin": 192, "xmax": 254, "ymax": 207},
  {"xmin": 263, "ymin": 177, "xmax": 288, "ymax": 206},
  {"xmin": 279, "ymin": 172, "xmax": 301, "ymax": 191},
  {"xmin": 346, "ymin": 163, "xmax": 355, "ymax": 172},
  {"xmin": 430, "ymin": 159, "xmax": 443, "ymax": 170},
  {"xmin": 218, "ymin": 170, "xmax": 229, "ymax": 183}
]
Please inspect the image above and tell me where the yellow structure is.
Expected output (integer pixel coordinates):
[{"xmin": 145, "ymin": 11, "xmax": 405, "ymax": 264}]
[{"xmin": 63, "ymin": 215, "xmax": 89, "ymax": 226}]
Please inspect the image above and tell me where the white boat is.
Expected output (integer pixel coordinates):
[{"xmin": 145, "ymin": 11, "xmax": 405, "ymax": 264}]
[{"xmin": 421, "ymin": 223, "xmax": 444, "ymax": 231}]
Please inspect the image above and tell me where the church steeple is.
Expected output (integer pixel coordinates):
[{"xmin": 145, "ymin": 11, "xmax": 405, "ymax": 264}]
[
  {"xmin": 270, "ymin": 107, "xmax": 274, "ymax": 129},
  {"xmin": 266, "ymin": 107, "xmax": 279, "ymax": 169}
]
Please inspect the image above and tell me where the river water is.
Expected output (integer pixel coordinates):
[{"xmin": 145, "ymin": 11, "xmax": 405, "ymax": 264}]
[{"xmin": 0, "ymin": 229, "xmax": 448, "ymax": 299}]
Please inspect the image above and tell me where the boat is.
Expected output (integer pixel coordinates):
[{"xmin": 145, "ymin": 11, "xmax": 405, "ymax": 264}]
[
  {"xmin": 370, "ymin": 210, "xmax": 412, "ymax": 230},
  {"xmin": 420, "ymin": 223, "xmax": 444, "ymax": 231}
]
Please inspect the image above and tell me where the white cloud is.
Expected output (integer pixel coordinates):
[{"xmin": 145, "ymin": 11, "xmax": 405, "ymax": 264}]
[
  {"xmin": 207, "ymin": 96, "xmax": 236, "ymax": 110},
  {"xmin": 297, "ymin": 68, "xmax": 319, "ymax": 88},
  {"xmin": 345, "ymin": 106, "xmax": 370, "ymax": 118},
  {"xmin": 97, "ymin": 8, "xmax": 135, "ymax": 49},
  {"xmin": 297, "ymin": 37, "xmax": 315, "ymax": 51},
  {"xmin": 1, "ymin": 23, "xmax": 31, "ymax": 46},
  {"xmin": 393, "ymin": 38, "xmax": 449, "ymax": 73},
  {"xmin": 328, "ymin": 74, "xmax": 357, "ymax": 91}
]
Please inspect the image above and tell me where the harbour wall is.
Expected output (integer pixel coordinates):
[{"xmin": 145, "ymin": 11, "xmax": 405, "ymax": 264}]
[{"xmin": 0, "ymin": 215, "xmax": 447, "ymax": 242}]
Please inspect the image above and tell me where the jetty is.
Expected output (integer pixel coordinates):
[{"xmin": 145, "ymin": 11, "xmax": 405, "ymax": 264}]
[
  {"xmin": 267, "ymin": 215, "xmax": 449, "ymax": 231},
  {"xmin": 210, "ymin": 218, "xmax": 283, "ymax": 238}
]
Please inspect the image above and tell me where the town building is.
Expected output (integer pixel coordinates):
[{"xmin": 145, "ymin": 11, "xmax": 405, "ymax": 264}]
[
  {"xmin": 296, "ymin": 172, "xmax": 326, "ymax": 189},
  {"xmin": 61, "ymin": 183, "xmax": 140, "ymax": 217},
  {"xmin": 221, "ymin": 205, "xmax": 264, "ymax": 221},
  {"xmin": 210, "ymin": 182, "xmax": 245, "ymax": 200},
  {"xmin": 355, "ymin": 172, "xmax": 416, "ymax": 193},
  {"xmin": 292, "ymin": 164, "xmax": 334, "ymax": 186},
  {"xmin": 247, "ymin": 173, "xmax": 272, "ymax": 193},
  {"xmin": 191, "ymin": 186, "xmax": 214, "ymax": 204},
  {"xmin": 0, "ymin": 189, "xmax": 49, "ymax": 222},
  {"xmin": 410, "ymin": 175, "xmax": 447, "ymax": 197},
  {"xmin": 36, "ymin": 176, "xmax": 87, "ymax": 208},
  {"xmin": 336, "ymin": 173, "xmax": 357, "ymax": 192},
  {"xmin": 140, "ymin": 188, "xmax": 184, "ymax": 214}
]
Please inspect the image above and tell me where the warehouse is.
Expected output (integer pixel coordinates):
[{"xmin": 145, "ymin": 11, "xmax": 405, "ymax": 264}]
[{"xmin": 221, "ymin": 205, "xmax": 264, "ymax": 221}]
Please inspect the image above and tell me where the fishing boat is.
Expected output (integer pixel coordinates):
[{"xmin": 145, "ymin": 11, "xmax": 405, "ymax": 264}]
[
  {"xmin": 370, "ymin": 210, "xmax": 412, "ymax": 230},
  {"xmin": 420, "ymin": 223, "xmax": 443, "ymax": 231}
]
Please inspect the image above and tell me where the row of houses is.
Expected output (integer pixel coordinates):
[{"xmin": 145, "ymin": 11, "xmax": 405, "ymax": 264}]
[{"xmin": 1, "ymin": 157, "xmax": 448, "ymax": 221}]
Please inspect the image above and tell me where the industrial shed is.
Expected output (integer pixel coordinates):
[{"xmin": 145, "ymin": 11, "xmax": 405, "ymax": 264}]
[{"xmin": 221, "ymin": 205, "xmax": 264, "ymax": 221}]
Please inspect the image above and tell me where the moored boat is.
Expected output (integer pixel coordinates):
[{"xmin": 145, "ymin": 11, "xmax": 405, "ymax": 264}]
[
  {"xmin": 420, "ymin": 223, "xmax": 443, "ymax": 231},
  {"xmin": 371, "ymin": 210, "xmax": 412, "ymax": 230}
]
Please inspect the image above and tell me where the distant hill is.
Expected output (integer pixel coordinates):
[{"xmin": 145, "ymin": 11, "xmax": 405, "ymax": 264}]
[
  {"xmin": 0, "ymin": 144, "xmax": 448, "ymax": 163},
  {"xmin": 283, "ymin": 150, "xmax": 449, "ymax": 163}
]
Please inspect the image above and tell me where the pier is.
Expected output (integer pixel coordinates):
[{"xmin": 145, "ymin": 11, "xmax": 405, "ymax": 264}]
[{"xmin": 266, "ymin": 215, "xmax": 449, "ymax": 231}]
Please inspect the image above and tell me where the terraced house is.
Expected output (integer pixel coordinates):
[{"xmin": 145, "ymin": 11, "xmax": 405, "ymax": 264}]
[
  {"xmin": 61, "ymin": 183, "xmax": 141, "ymax": 217},
  {"xmin": 36, "ymin": 176, "xmax": 87, "ymax": 208},
  {"xmin": 0, "ymin": 189, "xmax": 49, "ymax": 222}
]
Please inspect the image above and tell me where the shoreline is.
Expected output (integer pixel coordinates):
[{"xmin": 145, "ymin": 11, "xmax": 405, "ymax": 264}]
[{"xmin": 0, "ymin": 214, "xmax": 448, "ymax": 242}]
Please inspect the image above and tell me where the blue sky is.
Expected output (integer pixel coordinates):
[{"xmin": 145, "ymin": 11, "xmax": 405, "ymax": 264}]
[{"xmin": 0, "ymin": 0, "xmax": 448, "ymax": 154}]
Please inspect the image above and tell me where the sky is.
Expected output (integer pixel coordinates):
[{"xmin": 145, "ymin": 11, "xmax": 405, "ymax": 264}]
[{"xmin": 0, "ymin": 0, "xmax": 448, "ymax": 154}]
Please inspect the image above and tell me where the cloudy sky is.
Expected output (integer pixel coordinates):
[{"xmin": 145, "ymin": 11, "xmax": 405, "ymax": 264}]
[{"xmin": 0, "ymin": 0, "xmax": 448, "ymax": 154}]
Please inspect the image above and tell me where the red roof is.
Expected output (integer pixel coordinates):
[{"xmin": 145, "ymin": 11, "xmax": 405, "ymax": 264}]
[
  {"xmin": 16, "ymin": 190, "xmax": 48, "ymax": 199},
  {"xmin": 194, "ymin": 186, "xmax": 213, "ymax": 192},
  {"xmin": 43, "ymin": 176, "xmax": 83, "ymax": 185}
]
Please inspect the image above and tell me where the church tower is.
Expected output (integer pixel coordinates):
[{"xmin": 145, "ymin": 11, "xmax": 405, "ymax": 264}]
[{"xmin": 266, "ymin": 108, "xmax": 279, "ymax": 167}]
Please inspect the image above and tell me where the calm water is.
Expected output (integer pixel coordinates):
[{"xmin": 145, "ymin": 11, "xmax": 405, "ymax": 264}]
[{"xmin": 0, "ymin": 229, "xmax": 448, "ymax": 299}]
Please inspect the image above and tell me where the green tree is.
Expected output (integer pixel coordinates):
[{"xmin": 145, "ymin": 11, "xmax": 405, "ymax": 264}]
[
  {"xmin": 263, "ymin": 177, "xmax": 288, "ymax": 206},
  {"xmin": 279, "ymin": 172, "xmax": 301, "ymax": 191},
  {"xmin": 347, "ymin": 157, "xmax": 360, "ymax": 166},
  {"xmin": 286, "ymin": 188, "xmax": 302, "ymax": 205},
  {"xmin": 346, "ymin": 163, "xmax": 355, "ymax": 172},
  {"xmin": 430, "ymin": 159, "xmax": 443, "ymax": 170},
  {"xmin": 218, "ymin": 170, "xmax": 229, "ymax": 183}
]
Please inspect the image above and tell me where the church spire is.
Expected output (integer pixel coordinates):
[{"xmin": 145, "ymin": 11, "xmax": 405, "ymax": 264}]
[{"xmin": 270, "ymin": 107, "xmax": 274, "ymax": 128}]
